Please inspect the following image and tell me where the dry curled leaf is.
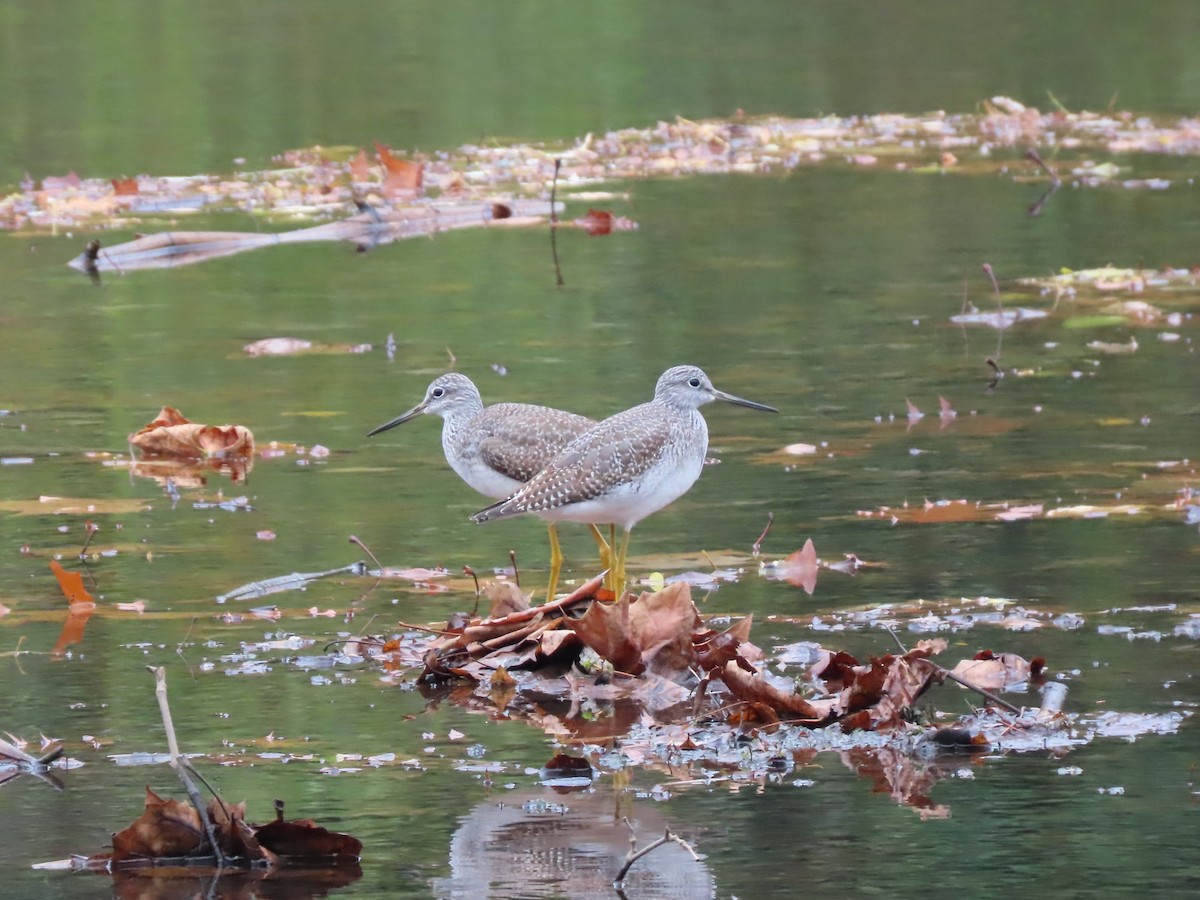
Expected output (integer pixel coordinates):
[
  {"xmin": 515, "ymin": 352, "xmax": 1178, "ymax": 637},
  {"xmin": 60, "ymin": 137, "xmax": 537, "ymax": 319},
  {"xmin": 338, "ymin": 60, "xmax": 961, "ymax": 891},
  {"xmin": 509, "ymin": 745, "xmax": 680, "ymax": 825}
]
[
  {"xmin": 568, "ymin": 582, "xmax": 699, "ymax": 678},
  {"xmin": 111, "ymin": 787, "xmax": 204, "ymax": 861},
  {"xmin": 129, "ymin": 406, "xmax": 255, "ymax": 460}
]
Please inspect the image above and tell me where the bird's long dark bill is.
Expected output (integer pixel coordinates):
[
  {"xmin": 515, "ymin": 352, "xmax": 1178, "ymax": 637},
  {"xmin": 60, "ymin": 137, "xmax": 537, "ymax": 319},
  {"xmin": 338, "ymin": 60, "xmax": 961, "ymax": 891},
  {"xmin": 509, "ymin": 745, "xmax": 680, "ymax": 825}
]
[
  {"xmin": 713, "ymin": 390, "xmax": 778, "ymax": 413},
  {"xmin": 366, "ymin": 403, "xmax": 425, "ymax": 436}
]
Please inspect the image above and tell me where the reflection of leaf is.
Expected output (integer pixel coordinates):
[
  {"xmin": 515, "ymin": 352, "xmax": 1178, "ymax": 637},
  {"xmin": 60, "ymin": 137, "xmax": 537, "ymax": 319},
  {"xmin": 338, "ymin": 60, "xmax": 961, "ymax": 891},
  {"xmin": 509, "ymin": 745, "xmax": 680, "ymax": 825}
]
[
  {"xmin": 129, "ymin": 406, "xmax": 255, "ymax": 460},
  {"xmin": 50, "ymin": 561, "xmax": 95, "ymax": 657},
  {"xmin": 130, "ymin": 456, "xmax": 252, "ymax": 487}
]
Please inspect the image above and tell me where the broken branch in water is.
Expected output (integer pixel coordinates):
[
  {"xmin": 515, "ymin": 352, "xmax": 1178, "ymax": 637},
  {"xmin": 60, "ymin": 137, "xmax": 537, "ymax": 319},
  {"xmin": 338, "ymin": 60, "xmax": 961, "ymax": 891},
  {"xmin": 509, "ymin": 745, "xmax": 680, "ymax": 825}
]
[
  {"xmin": 147, "ymin": 665, "xmax": 228, "ymax": 867},
  {"xmin": 613, "ymin": 818, "xmax": 702, "ymax": 890}
]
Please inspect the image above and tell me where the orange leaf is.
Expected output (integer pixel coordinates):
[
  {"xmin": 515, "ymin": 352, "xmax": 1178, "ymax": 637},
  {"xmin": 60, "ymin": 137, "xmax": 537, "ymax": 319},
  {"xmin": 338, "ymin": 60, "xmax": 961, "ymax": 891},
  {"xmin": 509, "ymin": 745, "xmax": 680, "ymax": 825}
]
[
  {"xmin": 111, "ymin": 177, "xmax": 139, "ymax": 196},
  {"xmin": 374, "ymin": 141, "xmax": 423, "ymax": 196},
  {"xmin": 49, "ymin": 560, "xmax": 94, "ymax": 606}
]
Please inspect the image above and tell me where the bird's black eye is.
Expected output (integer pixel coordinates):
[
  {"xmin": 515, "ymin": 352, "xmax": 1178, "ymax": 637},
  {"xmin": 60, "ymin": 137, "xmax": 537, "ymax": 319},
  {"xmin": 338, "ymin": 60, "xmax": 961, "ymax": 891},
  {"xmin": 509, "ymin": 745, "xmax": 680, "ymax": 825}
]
[
  {"xmin": 688, "ymin": 377, "xmax": 701, "ymax": 388},
  {"xmin": 432, "ymin": 387, "xmax": 445, "ymax": 398}
]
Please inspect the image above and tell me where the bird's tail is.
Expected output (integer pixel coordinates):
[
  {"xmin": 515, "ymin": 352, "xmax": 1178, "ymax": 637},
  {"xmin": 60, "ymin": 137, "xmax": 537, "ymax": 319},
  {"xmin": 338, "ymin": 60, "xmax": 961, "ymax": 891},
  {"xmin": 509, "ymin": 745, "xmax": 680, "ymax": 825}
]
[{"xmin": 469, "ymin": 497, "xmax": 511, "ymax": 524}]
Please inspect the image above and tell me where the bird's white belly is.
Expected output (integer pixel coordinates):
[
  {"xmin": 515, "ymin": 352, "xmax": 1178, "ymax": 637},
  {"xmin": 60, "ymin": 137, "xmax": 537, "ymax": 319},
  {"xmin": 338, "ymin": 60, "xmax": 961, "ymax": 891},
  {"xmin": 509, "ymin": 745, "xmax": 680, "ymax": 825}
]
[
  {"xmin": 451, "ymin": 456, "xmax": 522, "ymax": 500},
  {"xmin": 544, "ymin": 452, "xmax": 705, "ymax": 530}
]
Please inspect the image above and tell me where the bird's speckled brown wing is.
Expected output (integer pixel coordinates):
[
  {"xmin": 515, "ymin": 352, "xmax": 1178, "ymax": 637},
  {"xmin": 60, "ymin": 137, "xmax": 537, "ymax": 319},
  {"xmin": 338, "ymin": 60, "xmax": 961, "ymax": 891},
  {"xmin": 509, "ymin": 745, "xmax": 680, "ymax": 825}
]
[
  {"xmin": 475, "ymin": 402, "xmax": 676, "ymax": 519},
  {"xmin": 474, "ymin": 403, "xmax": 595, "ymax": 484}
]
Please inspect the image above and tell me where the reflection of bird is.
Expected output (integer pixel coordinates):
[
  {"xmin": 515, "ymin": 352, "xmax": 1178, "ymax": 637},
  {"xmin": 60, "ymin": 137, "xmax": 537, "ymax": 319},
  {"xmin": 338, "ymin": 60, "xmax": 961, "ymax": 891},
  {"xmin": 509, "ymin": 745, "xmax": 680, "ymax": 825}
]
[
  {"xmin": 471, "ymin": 365, "xmax": 777, "ymax": 596},
  {"xmin": 367, "ymin": 373, "xmax": 609, "ymax": 589}
]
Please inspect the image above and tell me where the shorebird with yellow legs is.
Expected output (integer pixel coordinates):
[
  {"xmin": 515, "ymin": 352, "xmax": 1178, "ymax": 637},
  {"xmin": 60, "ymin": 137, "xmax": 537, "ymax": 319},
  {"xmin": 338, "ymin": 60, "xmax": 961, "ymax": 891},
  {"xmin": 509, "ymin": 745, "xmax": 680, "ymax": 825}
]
[
  {"xmin": 470, "ymin": 365, "xmax": 777, "ymax": 597},
  {"xmin": 367, "ymin": 373, "xmax": 611, "ymax": 594}
]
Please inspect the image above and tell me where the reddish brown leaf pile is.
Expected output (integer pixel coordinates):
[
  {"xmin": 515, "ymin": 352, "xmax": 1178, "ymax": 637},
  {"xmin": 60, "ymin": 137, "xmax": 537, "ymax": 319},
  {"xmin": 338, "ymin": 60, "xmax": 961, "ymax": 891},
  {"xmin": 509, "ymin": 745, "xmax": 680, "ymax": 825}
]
[
  {"xmin": 409, "ymin": 579, "xmax": 1029, "ymax": 734},
  {"xmin": 99, "ymin": 788, "xmax": 361, "ymax": 869}
]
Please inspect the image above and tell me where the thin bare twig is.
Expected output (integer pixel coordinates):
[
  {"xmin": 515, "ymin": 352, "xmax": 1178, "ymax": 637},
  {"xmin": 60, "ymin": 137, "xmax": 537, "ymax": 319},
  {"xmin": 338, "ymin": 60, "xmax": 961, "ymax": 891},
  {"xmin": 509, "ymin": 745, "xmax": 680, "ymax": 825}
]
[
  {"xmin": 147, "ymin": 666, "xmax": 228, "ymax": 866},
  {"xmin": 550, "ymin": 158, "xmax": 565, "ymax": 286},
  {"xmin": 348, "ymin": 535, "xmax": 384, "ymax": 572},
  {"xmin": 751, "ymin": 512, "xmax": 774, "ymax": 558},
  {"xmin": 613, "ymin": 819, "xmax": 701, "ymax": 889}
]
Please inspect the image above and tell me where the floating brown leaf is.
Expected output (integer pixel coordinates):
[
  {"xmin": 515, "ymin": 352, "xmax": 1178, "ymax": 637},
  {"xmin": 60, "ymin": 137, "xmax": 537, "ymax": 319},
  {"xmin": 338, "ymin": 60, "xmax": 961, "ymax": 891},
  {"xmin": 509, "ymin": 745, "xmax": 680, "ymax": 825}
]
[
  {"xmin": 374, "ymin": 141, "xmax": 423, "ymax": 197},
  {"xmin": 778, "ymin": 539, "xmax": 819, "ymax": 594},
  {"xmin": 949, "ymin": 650, "xmax": 1035, "ymax": 691},
  {"xmin": 207, "ymin": 798, "xmax": 272, "ymax": 862},
  {"xmin": 253, "ymin": 802, "xmax": 362, "ymax": 861},
  {"xmin": 693, "ymin": 614, "xmax": 756, "ymax": 671},
  {"xmin": 573, "ymin": 208, "xmax": 638, "ymax": 236},
  {"xmin": 111, "ymin": 787, "xmax": 204, "ymax": 861},
  {"xmin": 49, "ymin": 560, "xmax": 94, "ymax": 607},
  {"xmin": 129, "ymin": 406, "xmax": 255, "ymax": 460},
  {"xmin": 49, "ymin": 560, "xmax": 95, "ymax": 656},
  {"xmin": 483, "ymin": 581, "xmax": 530, "ymax": 619},
  {"xmin": 568, "ymin": 582, "xmax": 699, "ymax": 677}
]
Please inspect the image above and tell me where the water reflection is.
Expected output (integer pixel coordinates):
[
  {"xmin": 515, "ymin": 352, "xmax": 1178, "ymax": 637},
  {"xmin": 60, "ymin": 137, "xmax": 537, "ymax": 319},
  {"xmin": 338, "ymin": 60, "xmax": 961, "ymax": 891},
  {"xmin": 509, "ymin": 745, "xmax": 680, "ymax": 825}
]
[
  {"xmin": 107, "ymin": 865, "xmax": 362, "ymax": 900},
  {"xmin": 432, "ymin": 788, "xmax": 713, "ymax": 900}
]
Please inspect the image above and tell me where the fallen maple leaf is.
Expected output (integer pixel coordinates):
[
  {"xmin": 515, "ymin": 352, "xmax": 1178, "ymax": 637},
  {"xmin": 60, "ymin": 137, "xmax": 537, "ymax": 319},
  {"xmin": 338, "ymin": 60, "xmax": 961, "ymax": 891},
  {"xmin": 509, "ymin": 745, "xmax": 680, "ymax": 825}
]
[
  {"xmin": 111, "ymin": 787, "xmax": 204, "ymax": 860},
  {"xmin": 777, "ymin": 539, "xmax": 819, "ymax": 594},
  {"xmin": 129, "ymin": 406, "xmax": 255, "ymax": 460},
  {"xmin": 483, "ymin": 581, "xmax": 529, "ymax": 618},
  {"xmin": 374, "ymin": 142, "xmax": 423, "ymax": 197},
  {"xmin": 949, "ymin": 650, "xmax": 1035, "ymax": 691},
  {"xmin": 252, "ymin": 800, "xmax": 363, "ymax": 861},
  {"xmin": 110, "ymin": 177, "xmax": 138, "ymax": 196},
  {"xmin": 568, "ymin": 582, "xmax": 699, "ymax": 678}
]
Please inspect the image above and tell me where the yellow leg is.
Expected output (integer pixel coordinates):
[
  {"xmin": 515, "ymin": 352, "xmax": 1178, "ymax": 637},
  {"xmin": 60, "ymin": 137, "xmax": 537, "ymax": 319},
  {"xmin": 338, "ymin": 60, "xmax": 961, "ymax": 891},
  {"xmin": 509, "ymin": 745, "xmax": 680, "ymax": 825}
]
[
  {"xmin": 588, "ymin": 524, "xmax": 611, "ymax": 568},
  {"xmin": 612, "ymin": 528, "xmax": 633, "ymax": 598},
  {"xmin": 603, "ymin": 524, "xmax": 618, "ymax": 592},
  {"xmin": 547, "ymin": 523, "xmax": 563, "ymax": 571},
  {"xmin": 546, "ymin": 523, "xmax": 563, "ymax": 600}
]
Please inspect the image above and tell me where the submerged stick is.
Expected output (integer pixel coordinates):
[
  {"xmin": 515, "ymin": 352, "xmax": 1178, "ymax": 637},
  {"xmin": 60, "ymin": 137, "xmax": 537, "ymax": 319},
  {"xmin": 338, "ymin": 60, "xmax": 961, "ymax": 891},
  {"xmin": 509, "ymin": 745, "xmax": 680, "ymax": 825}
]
[{"xmin": 147, "ymin": 666, "xmax": 228, "ymax": 866}]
